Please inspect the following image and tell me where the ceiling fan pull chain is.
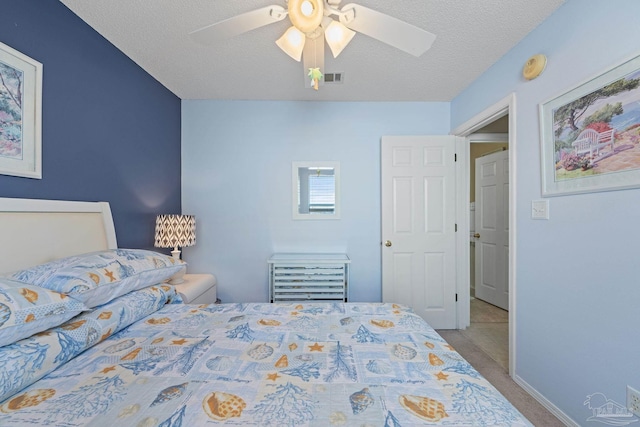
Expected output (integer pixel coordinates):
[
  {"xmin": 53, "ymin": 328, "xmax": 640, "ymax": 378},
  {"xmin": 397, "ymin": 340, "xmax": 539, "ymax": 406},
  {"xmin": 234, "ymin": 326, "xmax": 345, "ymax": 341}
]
[
  {"xmin": 308, "ymin": 37, "xmax": 322, "ymax": 90},
  {"xmin": 308, "ymin": 68, "xmax": 322, "ymax": 91}
]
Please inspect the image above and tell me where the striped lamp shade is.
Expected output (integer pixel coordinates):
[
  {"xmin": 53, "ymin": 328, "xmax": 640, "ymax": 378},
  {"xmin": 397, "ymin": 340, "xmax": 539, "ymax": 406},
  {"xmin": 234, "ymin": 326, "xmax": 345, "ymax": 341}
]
[{"xmin": 154, "ymin": 214, "xmax": 196, "ymax": 250}]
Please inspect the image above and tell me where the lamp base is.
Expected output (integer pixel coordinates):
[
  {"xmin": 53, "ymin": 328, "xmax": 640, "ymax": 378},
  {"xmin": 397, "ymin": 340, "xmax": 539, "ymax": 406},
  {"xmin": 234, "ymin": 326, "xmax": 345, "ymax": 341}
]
[
  {"xmin": 169, "ymin": 247, "xmax": 186, "ymax": 284},
  {"xmin": 169, "ymin": 265, "xmax": 187, "ymax": 285}
]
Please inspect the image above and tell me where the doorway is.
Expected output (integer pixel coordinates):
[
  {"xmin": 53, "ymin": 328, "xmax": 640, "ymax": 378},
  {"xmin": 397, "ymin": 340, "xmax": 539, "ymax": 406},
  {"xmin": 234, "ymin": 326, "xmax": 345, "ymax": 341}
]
[
  {"xmin": 473, "ymin": 131, "xmax": 509, "ymax": 311},
  {"xmin": 452, "ymin": 93, "xmax": 516, "ymax": 376},
  {"xmin": 466, "ymin": 119, "xmax": 509, "ymax": 371}
]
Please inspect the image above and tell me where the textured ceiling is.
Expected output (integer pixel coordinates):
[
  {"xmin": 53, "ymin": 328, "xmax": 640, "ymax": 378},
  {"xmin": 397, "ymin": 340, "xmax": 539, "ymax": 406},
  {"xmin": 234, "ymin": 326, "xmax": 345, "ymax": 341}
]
[{"xmin": 59, "ymin": 0, "xmax": 565, "ymax": 102}]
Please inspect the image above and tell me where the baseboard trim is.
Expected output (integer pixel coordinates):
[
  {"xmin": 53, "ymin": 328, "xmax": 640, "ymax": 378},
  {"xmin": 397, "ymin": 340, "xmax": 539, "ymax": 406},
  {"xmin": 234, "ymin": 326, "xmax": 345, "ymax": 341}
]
[{"xmin": 513, "ymin": 374, "xmax": 579, "ymax": 427}]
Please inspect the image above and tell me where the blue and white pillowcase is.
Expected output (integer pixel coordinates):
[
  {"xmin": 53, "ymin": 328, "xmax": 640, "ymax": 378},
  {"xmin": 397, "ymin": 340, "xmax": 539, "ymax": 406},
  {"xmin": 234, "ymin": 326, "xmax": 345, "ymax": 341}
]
[
  {"xmin": 0, "ymin": 283, "xmax": 177, "ymax": 402},
  {"xmin": 0, "ymin": 277, "xmax": 87, "ymax": 347},
  {"xmin": 10, "ymin": 249, "xmax": 184, "ymax": 308}
]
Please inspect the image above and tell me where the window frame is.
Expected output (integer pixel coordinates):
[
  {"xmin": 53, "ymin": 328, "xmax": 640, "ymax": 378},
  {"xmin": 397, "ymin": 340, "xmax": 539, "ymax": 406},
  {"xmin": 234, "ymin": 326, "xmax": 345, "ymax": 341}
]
[{"xmin": 292, "ymin": 161, "xmax": 341, "ymax": 220}]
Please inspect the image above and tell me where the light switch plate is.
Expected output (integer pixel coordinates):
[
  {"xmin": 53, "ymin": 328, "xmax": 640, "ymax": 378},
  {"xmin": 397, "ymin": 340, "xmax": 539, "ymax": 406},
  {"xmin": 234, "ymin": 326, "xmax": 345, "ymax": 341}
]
[{"xmin": 531, "ymin": 200, "xmax": 549, "ymax": 220}]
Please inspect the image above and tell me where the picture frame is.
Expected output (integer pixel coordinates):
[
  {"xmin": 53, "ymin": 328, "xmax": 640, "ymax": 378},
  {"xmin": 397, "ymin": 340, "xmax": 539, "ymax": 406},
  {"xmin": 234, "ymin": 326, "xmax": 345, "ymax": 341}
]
[
  {"xmin": 539, "ymin": 53, "xmax": 640, "ymax": 196},
  {"xmin": 0, "ymin": 41, "xmax": 42, "ymax": 179}
]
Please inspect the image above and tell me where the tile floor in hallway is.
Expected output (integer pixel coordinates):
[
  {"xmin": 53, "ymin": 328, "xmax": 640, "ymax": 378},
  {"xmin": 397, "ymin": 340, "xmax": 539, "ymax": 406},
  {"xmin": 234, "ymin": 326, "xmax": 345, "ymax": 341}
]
[{"xmin": 462, "ymin": 297, "xmax": 509, "ymax": 371}]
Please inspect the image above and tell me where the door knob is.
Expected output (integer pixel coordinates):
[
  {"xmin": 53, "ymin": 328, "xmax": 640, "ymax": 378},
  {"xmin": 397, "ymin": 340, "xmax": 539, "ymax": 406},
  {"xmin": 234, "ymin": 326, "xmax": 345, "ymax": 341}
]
[
  {"xmin": 474, "ymin": 233, "xmax": 480, "ymax": 239},
  {"xmin": 384, "ymin": 240, "xmax": 392, "ymax": 247}
]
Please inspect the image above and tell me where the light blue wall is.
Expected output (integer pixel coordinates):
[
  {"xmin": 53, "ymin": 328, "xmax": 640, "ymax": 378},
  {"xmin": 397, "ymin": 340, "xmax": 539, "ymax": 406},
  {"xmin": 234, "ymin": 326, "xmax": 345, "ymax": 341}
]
[
  {"xmin": 182, "ymin": 101, "xmax": 449, "ymax": 303},
  {"xmin": 452, "ymin": 0, "xmax": 640, "ymax": 423}
]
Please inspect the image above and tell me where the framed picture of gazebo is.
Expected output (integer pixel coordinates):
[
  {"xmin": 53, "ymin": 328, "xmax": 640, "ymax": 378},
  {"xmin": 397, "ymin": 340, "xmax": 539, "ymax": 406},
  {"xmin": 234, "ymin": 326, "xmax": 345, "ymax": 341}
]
[
  {"xmin": 540, "ymin": 53, "xmax": 640, "ymax": 196},
  {"xmin": 0, "ymin": 41, "xmax": 42, "ymax": 179}
]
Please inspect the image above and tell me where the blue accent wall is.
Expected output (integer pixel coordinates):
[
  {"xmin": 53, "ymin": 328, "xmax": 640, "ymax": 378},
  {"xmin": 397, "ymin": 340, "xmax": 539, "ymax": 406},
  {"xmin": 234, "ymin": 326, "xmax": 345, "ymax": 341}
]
[{"xmin": 0, "ymin": 1, "xmax": 181, "ymax": 249}]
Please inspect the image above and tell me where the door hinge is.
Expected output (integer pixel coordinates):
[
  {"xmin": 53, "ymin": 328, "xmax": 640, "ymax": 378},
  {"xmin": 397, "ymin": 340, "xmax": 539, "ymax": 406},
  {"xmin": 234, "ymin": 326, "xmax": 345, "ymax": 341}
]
[{"xmin": 455, "ymin": 293, "xmax": 458, "ymax": 302}]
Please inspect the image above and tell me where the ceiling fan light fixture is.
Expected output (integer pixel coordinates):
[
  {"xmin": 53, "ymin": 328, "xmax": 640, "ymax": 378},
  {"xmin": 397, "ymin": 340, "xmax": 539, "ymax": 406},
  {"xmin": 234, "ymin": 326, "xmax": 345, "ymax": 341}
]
[
  {"xmin": 190, "ymin": 1, "xmax": 439, "ymax": 88},
  {"xmin": 276, "ymin": 26, "xmax": 306, "ymax": 61},
  {"xmin": 324, "ymin": 20, "xmax": 355, "ymax": 58},
  {"xmin": 288, "ymin": 0, "xmax": 323, "ymax": 33}
]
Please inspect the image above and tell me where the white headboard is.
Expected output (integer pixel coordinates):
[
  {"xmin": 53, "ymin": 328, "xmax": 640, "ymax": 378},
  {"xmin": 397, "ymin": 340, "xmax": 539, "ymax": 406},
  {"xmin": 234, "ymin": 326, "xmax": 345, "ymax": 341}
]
[{"xmin": 0, "ymin": 197, "xmax": 118, "ymax": 274}]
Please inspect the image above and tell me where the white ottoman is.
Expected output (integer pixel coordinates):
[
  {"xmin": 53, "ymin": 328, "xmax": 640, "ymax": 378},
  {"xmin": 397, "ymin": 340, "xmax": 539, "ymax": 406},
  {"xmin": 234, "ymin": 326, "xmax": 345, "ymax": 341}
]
[{"xmin": 172, "ymin": 273, "xmax": 217, "ymax": 304}]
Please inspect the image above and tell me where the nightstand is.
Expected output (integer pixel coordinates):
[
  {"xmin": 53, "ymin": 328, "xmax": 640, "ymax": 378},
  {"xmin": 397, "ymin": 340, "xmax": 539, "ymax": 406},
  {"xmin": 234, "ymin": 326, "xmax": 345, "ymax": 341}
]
[{"xmin": 172, "ymin": 273, "xmax": 217, "ymax": 304}]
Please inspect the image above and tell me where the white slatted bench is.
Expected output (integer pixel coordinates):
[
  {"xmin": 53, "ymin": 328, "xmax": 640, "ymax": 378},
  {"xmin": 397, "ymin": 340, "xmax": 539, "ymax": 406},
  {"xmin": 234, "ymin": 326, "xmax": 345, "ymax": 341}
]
[{"xmin": 572, "ymin": 128, "xmax": 615, "ymax": 160}]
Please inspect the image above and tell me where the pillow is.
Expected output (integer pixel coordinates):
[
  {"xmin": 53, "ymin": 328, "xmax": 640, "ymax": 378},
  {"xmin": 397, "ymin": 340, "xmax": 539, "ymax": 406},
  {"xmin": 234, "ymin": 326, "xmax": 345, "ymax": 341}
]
[
  {"xmin": 10, "ymin": 249, "xmax": 184, "ymax": 308},
  {"xmin": 0, "ymin": 283, "xmax": 177, "ymax": 403},
  {"xmin": 0, "ymin": 277, "xmax": 87, "ymax": 347}
]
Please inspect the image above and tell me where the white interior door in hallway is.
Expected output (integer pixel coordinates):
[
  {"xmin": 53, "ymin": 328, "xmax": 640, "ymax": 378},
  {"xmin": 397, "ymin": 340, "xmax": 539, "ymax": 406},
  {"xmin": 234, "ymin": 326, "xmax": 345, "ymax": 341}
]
[
  {"xmin": 381, "ymin": 135, "xmax": 459, "ymax": 329},
  {"xmin": 474, "ymin": 149, "xmax": 509, "ymax": 310}
]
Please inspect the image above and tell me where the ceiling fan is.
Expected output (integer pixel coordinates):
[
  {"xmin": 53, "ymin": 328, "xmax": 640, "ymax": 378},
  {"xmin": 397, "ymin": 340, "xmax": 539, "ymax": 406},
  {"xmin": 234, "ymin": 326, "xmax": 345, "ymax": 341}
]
[{"xmin": 190, "ymin": 0, "xmax": 436, "ymax": 90}]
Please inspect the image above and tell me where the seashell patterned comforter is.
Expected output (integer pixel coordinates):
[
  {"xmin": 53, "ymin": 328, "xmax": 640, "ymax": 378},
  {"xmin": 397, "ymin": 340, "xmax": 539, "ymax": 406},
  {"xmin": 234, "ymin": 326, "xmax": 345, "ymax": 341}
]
[{"xmin": 0, "ymin": 302, "xmax": 532, "ymax": 426}]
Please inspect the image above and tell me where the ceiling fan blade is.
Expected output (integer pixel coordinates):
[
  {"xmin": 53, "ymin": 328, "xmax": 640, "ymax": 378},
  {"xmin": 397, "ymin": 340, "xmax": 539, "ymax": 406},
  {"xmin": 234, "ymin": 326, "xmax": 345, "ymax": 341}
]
[
  {"xmin": 339, "ymin": 3, "xmax": 436, "ymax": 57},
  {"xmin": 190, "ymin": 5, "xmax": 287, "ymax": 45}
]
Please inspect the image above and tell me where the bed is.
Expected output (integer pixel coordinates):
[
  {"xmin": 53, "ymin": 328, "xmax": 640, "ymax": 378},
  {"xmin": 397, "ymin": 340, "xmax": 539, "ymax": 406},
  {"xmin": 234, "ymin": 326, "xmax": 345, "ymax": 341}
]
[{"xmin": 0, "ymin": 197, "xmax": 532, "ymax": 426}]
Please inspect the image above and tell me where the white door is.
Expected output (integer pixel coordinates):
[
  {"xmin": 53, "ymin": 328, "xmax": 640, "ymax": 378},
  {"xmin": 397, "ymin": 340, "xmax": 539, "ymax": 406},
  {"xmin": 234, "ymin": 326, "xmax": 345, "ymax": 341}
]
[
  {"xmin": 474, "ymin": 150, "xmax": 509, "ymax": 310},
  {"xmin": 381, "ymin": 136, "xmax": 458, "ymax": 329}
]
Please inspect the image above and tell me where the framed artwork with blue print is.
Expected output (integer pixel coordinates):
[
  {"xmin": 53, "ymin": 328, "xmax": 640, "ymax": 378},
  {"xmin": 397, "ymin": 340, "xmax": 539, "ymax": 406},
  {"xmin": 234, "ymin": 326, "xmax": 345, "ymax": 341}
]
[{"xmin": 0, "ymin": 41, "xmax": 42, "ymax": 179}]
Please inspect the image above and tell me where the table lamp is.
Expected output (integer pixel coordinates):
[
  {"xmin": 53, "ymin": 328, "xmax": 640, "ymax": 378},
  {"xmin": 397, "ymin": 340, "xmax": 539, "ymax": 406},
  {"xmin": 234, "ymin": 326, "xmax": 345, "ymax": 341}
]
[{"xmin": 154, "ymin": 214, "xmax": 196, "ymax": 284}]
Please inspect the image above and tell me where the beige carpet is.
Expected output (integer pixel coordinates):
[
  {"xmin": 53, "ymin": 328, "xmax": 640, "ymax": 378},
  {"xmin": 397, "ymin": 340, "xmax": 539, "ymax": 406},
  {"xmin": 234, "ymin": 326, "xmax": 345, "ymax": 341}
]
[{"xmin": 437, "ymin": 300, "xmax": 566, "ymax": 426}]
